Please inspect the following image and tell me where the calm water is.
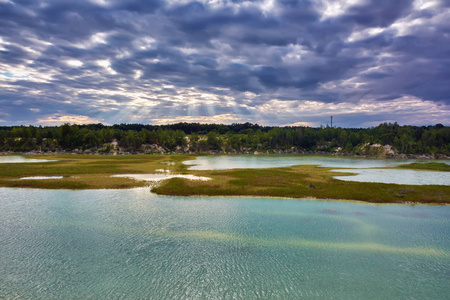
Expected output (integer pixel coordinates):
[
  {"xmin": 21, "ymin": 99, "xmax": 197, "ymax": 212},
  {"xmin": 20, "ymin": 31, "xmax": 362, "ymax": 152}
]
[
  {"xmin": 333, "ymin": 168, "xmax": 450, "ymax": 185},
  {"xmin": 0, "ymin": 156, "xmax": 56, "ymax": 163},
  {"xmin": 183, "ymin": 155, "xmax": 413, "ymax": 170},
  {"xmin": 1, "ymin": 188, "xmax": 449, "ymax": 299},
  {"xmin": 184, "ymin": 155, "xmax": 450, "ymax": 185}
]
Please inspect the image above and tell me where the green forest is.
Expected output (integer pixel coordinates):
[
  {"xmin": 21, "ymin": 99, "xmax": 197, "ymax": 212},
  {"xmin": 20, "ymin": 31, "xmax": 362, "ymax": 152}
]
[{"xmin": 0, "ymin": 122, "xmax": 448, "ymax": 156}]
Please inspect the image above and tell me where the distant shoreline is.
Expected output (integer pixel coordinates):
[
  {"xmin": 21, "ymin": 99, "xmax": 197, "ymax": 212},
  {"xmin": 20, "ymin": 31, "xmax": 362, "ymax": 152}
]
[{"xmin": 1, "ymin": 150, "xmax": 449, "ymax": 160}]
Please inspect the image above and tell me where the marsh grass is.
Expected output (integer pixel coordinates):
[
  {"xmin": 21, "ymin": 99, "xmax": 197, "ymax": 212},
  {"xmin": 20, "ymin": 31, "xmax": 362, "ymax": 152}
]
[
  {"xmin": 396, "ymin": 162, "xmax": 450, "ymax": 172},
  {"xmin": 0, "ymin": 154, "xmax": 192, "ymax": 190},
  {"xmin": 153, "ymin": 166, "xmax": 450, "ymax": 204},
  {"xmin": 1, "ymin": 154, "xmax": 448, "ymax": 203}
]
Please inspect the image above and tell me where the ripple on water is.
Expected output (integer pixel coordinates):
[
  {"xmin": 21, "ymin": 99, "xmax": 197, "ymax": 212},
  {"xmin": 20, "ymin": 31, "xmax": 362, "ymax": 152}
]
[{"xmin": 0, "ymin": 188, "xmax": 449, "ymax": 299}]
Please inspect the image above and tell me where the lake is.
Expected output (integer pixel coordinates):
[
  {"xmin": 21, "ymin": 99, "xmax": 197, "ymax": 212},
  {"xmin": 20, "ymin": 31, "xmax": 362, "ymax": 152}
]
[
  {"xmin": 1, "ymin": 187, "xmax": 449, "ymax": 299},
  {"xmin": 1, "ymin": 155, "xmax": 449, "ymax": 299},
  {"xmin": 184, "ymin": 155, "xmax": 450, "ymax": 185},
  {"xmin": 183, "ymin": 155, "xmax": 416, "ymax": 169}
]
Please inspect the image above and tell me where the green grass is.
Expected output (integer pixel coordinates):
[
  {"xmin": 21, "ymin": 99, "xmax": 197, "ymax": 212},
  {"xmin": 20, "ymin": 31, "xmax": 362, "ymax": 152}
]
[
  {"xmin": 8, "ymin": 180, "xmax": 90, "ymax": 189},
  {"xmin": 1, "ymin": 154, "xmax": 449, "ymax": 204},
  {"xmin": 0, "ymin": 154, "xmax": 193, "ymax": 189},
  {"xmin": 152, "ymin": 165, "xmax": 450, "ymax": 204},
  {"xmin": 396, "ymin": 162, "xmax": 450, "ymax": 172}
]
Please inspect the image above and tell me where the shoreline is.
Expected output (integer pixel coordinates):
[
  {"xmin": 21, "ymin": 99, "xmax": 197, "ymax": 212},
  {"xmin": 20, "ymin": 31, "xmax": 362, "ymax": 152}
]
[
  {"xmin": 1, "ymin": 185, "xmax": 448, "ymax": 206},
  {"xmin": 1, "ymin": 150, "xmax": 449, "ymax": 160},
  {"xmin": 152, "ymin": 192, "xmax": 450, "ymax": 206},
  {"xmin": 0, "ymin": 153, "xmax": 448, "ymax": 204}
]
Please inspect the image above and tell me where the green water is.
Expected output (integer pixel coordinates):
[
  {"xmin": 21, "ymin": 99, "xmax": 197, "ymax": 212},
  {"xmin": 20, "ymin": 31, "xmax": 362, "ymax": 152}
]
[{"xmin": 1, "ymin": 188, "xmax": 449, "ymax": 299}]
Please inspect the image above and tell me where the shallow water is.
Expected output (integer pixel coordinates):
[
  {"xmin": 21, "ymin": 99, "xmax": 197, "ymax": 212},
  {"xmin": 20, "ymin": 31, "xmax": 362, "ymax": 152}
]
[
  {"xmin": 20, "ymin": 176, "xmax": 64, "ymax": 180},
  {"xmin": 112, "ymin": 174, "xmax": 210, "ymax": 182},
  {"xmin": 1, "ymin": 188, "xmax": 449, "ymax": 299},
  {"xmin": 0, "ymin": 155, "xmax": 56, "ymax": 163},
  {"xmin": 183, "ymin": 155, "xmax": 418, "ymax": 170},
  {"xmin": 184, "ymin": 155, "xmax": 450, "ymax": 185},
  {"xmin": 333, "ymin": 168, "xmax": 450, "ymax": 185}
]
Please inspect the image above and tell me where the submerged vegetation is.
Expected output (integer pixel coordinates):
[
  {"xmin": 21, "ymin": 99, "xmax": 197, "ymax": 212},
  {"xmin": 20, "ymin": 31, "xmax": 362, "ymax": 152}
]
[
  {"xmin": 0, "ymin": 122, "xmax": 449, "ymax": 156},
  {"xmin": 0, "ymin": 154, "xmax": 448, "ymax": 204}
]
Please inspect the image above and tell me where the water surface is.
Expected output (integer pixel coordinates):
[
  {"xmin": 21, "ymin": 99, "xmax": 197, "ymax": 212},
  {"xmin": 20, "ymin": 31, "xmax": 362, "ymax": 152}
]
[
  {"xmin": 112, "ymin": 174, "xmax": 210, "ymax": 182},
  {"xmin": 333, "ymin": 168, "xmax": 450, "ymax": 185},
  {"xmin": 1, "ymin": 188, "xmax": 449, "ymax": 299},
  {"xmin": 19, "ymin": 176, "xmax": 64, "ymax": 180},
  {"xmin": 184, "ymin": 155, "xmax": 450, "ymax": 185},
  {"xmin": 184, "ymin": 155, "xmax": 413, "ymax": 170},
  {"xmin": 0, "ymin": 155, "xmax": 55, "ymax": 163}
]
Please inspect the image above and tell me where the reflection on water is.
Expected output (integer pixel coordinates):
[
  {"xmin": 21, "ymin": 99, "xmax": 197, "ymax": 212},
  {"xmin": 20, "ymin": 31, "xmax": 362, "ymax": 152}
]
[
  {"xmin": 333, "ymin": 168, "xmax": 450, "ymax": 185},
  {"xmin": 112, "ymin": 173, "xmax": 210, "ymax": 182},
  {"xmin": 20, "ymin": 176, "xmax": 63, "ymax": 180},
  {"xmin": 183, "ymin": 155, "xmax": 415, "ymax": 170},
  {"xmin": 1, "ymin": 188, "xmax": 449, "ymax": 299},
  {"xmin": 184, "ymin": 155, "xmax": 450, "ymax": 185},
  {"xmin": 0, "ymin": 155, "xmax": 56, "ymax": 163}
]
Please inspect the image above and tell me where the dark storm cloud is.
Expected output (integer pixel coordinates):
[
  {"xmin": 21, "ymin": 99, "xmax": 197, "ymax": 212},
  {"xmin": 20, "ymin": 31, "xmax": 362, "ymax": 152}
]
[
  {"xmin": 0, "ymin": 44, "xmax": 30, "ymax": 65},
  {"xmin": 114, "ymin": 0, "xmax": 164, "ymax": 13},
  {"xmin": 340, "ymin": 0, "xmax": 412, "ymax": 27},
  {"xmin": 0, "ymin": 0, "xmax": 449, "ymax": 126}
]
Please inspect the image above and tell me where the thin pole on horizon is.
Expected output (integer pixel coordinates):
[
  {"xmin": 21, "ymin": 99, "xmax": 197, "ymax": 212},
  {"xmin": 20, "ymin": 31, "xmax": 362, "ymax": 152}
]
[{"xmin": 331, "ymin": 116, "xmax": 333, "ymax": 128}]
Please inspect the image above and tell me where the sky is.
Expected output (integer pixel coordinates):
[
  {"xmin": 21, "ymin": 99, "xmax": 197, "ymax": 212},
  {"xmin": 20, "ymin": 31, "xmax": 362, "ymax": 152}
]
[{"xmin": 0, "ymin": 0, "xmax": 449, "ymax": 128}]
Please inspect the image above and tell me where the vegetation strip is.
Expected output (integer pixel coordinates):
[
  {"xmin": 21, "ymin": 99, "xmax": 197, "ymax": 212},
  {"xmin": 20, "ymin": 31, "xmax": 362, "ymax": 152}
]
[
  {"xmin": 0, "ymin": 154, "xmax": 448, "ymax": 204},
  {"xmin": 1, "ymin": 122, "xmax": 448, "ymax": 157},
  {"xmin": 395, "ymin": 162, "xmax": 450, "ymax": 172}
]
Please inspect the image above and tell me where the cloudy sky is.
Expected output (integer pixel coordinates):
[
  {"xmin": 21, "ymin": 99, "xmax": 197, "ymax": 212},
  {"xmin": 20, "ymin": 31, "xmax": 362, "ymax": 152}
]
[{"xmin": 0, "ymin": 0, "xmax": 449, "ymax": 127}]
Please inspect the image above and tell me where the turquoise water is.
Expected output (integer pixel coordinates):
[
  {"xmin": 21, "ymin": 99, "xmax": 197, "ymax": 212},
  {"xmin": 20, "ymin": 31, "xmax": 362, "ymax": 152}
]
[
  {"xmin": 1, "ymin": 188, "xmax": 449, "ymax": 299},
  {"xmin": 184, "ymin": 155, "xmax": 450, "ymax": 185}
]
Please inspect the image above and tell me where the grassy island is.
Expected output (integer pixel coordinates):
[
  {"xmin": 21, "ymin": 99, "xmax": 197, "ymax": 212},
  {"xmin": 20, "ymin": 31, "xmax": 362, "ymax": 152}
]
[
  {"xmin": 395, "ymin": 162, "xmax": 450, "ymax": 172},
  {"xmin": 0, "ymin": 154, "xmax": 448, "ymax": 204}
]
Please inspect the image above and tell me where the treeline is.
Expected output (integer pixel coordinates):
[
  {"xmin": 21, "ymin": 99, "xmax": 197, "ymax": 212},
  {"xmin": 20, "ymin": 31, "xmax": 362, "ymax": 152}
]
[{"xmin": 0, "ymin": 122, "xmax": 448, "ymax": 155}]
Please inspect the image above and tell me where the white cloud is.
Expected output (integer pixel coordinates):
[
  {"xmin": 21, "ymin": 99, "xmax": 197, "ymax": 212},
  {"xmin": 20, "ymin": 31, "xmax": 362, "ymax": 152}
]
[
  {"xmin": 251, "ymin": 96, "xmax": 450, "ymax": 127},
  {"xmin": 347, "ymin": 27, "xmax": 386, "ymax": 43},
  {"xmin": 283, "ymin": 121, "xmax": 313, "ymax": 127},
  {"xmin": 37, "ymin": 114, "xmax": 103, "ymax": 125},
  {"xmin": 389, "ymin": 3, "xmax": 450, "ymax": 37},
  {"xmin": 413, "ymin": 0, "xmax": 442, "ymax": 10},
  {"xmin": 314, "ymin": 0, "xmax": 367, "ymax": 20},
  {"xmin": 0, "ymin": 0, "xmax": 448, "ymax": 128},
  {"xmin": 152, "ymin": 113, "xmax": 241, "ymax": 125},
  {"xmin": 66, "ymin": 60, "xmax": 83, "ymax": 68}
]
